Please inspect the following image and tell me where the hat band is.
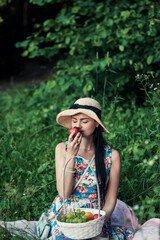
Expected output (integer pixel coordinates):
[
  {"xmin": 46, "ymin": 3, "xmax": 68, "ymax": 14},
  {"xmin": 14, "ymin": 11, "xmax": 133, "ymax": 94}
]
[{"xmin": 69, "ymin": 104, "xmax": 101, "ymax": 119}]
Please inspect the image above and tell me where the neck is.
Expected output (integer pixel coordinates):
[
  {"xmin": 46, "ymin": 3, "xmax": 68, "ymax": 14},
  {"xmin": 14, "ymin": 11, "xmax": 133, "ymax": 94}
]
[{"xmin": 79, "ymin": 136, "xmax": 95, "ymax": 151}]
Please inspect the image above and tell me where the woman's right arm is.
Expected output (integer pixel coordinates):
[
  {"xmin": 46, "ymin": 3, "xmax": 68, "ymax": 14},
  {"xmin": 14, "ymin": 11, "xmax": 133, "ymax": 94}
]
[{"xmin": 55, "ymin": 131, "xmax": 82, "ymax": 199}]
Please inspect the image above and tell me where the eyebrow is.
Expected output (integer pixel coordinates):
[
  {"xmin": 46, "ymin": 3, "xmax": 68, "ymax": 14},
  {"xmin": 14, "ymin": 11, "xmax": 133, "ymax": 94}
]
[{"xmin": 71, "ymin": 117, "xmax": 89, "ymax": 120}]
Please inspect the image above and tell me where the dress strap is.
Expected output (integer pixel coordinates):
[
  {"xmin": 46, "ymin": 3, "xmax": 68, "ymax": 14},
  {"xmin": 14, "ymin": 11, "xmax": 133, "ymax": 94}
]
[
  {"xmin": 104, "ymin": 144, "xmax": 112, "ymax": 185},
  {"xmin": 104, "ymin": 144, "xmax": 112, "ymax": 170}
]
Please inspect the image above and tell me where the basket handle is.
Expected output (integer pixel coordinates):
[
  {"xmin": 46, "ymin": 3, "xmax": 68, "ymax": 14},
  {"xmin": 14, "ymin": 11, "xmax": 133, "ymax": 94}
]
[
  {"xmin": 62, "ymin": 156, "xmax": 101, "ymax": 217},
  {"xmin": 62, "ymin": 157, "xmax": 74, "ymax": 214}
]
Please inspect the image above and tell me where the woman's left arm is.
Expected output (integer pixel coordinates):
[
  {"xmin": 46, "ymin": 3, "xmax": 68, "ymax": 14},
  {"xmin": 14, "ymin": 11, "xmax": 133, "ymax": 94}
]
[{"xmin": 102, "ymin": 148, "xmax": 121, "ymax": 221}]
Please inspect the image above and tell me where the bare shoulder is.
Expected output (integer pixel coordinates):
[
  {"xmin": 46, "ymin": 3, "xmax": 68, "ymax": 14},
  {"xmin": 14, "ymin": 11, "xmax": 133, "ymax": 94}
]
[
  {"xmin": 111, "ymin": 148, "xmax": 121, "ymax": 165},
  {"xmin": 55, "ymin": 142, "xmax": 66, "ymax": 156},
  {"xmin": 56, "ymin": 142, "xmax": 66, "ymax": 150}
]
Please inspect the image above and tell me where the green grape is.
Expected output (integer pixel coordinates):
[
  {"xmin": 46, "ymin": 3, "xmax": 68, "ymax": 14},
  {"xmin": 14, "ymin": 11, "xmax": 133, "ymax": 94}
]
[
  {"xmin": 61, "ymin": 209, "xmax": 89, "ymax": 223},
  {"xmin": 66, "ymin": 213, "xmax": 72, "ymax": 219},
  {"xmin": 68, "ymin": 212, "xmax": 73, "ymax": 217},
  {"xmin": 72, "ymin": 218, "xmax": 76, "ymax": 223},
  {"xmin": 60, "ymin": 215, "xmax": 66, "ymax": 222},
  {"xmin": 71, "ymin": 218, "xmax": 75, "ymax": 223},
  {"xmin": 76, "ymin": 209, "xmax": 81, "ymax": 214},
  {"xmin": 81, "ymin": 215, "xmax": 87, "ymax": 222},
  {"xmin": 80, "ymin": 211, "xmax": 85, "ymax": 216},
  {"xmin": 78, "ymin": 219, "xmax": 83, "ymax": 223},
  {"xmin": 76, "ymin": 210, "xmax": 83, "ymax": 218},
  {"xmin": 74, "ymin": 217, "xmax": 79, "ymax": 223},
  {"xmin": 69, "ymin": 218, "xmax": 73, "ymax": 223}
]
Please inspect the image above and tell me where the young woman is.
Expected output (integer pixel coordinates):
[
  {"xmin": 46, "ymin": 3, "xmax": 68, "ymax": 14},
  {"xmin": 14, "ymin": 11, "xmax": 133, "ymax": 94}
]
[
  {"xmin": 36, "ymin": 97, "xmax": 140, "ymax": 239},
  {"xmin": 36, "ymin": 97, "xmax": 135, "ymax": 239}
]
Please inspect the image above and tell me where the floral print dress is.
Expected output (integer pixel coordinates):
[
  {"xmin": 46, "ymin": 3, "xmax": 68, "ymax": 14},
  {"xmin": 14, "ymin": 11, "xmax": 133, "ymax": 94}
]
[{"xmin": 46, "ymin": 143, "xmax": 134, "ymax": 239}]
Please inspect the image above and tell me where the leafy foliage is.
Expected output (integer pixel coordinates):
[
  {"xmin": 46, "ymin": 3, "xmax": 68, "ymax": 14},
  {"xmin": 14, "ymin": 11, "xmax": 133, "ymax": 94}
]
[
  {"xmin": 0, "ymin": 0, "xmax": 12, "ymax": 22},
  {"xmin": 16, "ymin": 0, "xmax": 160, "ymax": 102},
  {"xmin": 0, "ymin": 0, "xmax": 12, "ymax": 7}
]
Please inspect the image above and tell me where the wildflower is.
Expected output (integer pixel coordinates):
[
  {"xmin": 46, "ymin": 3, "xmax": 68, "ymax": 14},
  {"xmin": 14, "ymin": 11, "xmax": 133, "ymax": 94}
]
[
  {"xmin": 44, "ymin": 108, "xmax": 49, "ymax": 113},
  {"xmin": 143, "ymin": 159, "xmax": 147, "ymax": 164},
  {"xmin": 26, "ymin": 178, "xmax": 28, "ymax": 181},
  {"xmin": 133, "ymin": 204, "xmax": 139, "ymax": 210},
  {"xmin": 145, "ymin": 140, "xmax": 149, "ymax": 144},
  {"xmin": 154, "ymin": 155, "xmax": 158, "ymax": 160},
  {"xmin": 154, "ymin": 88, "xmax": 157, "ymax": 90},
  {"xmin": 148, "ymin": 160, "xmax": 154, "ymax": 166}
]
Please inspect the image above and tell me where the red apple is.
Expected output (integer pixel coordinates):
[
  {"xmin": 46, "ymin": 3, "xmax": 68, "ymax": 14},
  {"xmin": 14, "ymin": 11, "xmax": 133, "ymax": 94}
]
[
  {"xmin": 93, "ymin": 214, "xmax": 102, "ymax": 219},
  {"xmin": 69, "ymin": 127, "xmax": 79, "ymax": 138}
]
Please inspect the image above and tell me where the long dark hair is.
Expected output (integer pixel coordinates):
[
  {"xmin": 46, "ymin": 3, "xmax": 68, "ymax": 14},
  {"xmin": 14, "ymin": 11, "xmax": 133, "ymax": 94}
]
[{"xmin": 93, "ymin": 125, "xmax": 106, "ymax": 202}]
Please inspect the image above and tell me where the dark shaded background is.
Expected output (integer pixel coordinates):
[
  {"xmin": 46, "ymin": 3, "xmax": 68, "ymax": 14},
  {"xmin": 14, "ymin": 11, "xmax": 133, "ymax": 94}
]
[{"xmin": 0, "ymin": 0, "xmax": 59, "ymax": 87}]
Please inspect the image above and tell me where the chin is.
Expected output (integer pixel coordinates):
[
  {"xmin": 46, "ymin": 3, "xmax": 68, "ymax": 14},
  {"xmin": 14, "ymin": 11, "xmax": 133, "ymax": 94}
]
[{"xmin": 82, "ymin": 133, "xmax": 94, "ymax": 138}]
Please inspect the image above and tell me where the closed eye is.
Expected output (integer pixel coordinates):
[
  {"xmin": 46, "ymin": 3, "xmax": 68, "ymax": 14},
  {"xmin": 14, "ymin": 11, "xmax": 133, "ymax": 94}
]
[{"xmin": 72, "ymin": 120, "xmax": 77, "ymax": 123}]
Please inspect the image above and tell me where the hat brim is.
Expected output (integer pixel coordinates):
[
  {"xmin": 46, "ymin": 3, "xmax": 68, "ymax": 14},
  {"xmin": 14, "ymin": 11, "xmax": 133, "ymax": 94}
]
[{"xmin": 56, "ymin": 109, "xmax": 109, "ymax": 133}]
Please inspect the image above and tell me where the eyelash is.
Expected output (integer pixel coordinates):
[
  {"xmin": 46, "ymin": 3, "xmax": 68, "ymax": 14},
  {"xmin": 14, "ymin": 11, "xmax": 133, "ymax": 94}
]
[{"xmin": 72, "ymin": 121, "xmax": 88, "ymax": 124}]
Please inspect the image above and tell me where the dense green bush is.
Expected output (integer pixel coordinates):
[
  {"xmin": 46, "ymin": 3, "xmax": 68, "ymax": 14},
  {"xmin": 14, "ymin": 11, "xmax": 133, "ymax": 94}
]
[{"xmin": 16, "ymin": 0, "xmax": 160, "ymax": 102}]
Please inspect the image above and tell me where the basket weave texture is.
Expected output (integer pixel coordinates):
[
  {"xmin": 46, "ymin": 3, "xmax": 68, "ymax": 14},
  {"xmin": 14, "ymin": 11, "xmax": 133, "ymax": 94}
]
[{"xmin": 56, "ymin": 208, "xmax": 106, "ymax": 239}]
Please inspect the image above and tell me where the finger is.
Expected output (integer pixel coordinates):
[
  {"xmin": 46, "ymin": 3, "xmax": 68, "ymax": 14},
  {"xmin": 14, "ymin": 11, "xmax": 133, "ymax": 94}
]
[
  {"xmin": 75, "ymin": 136, "xmax": 82, "ymax": 147},
  {"xmin": 79, "ymin": 134, "xmax": 82, "ymax": 140},
  {"xmin": 75, "ymin": 132, "xmax": 82, "ymax": 140},
  {"xmin": 68, "ymin": 130, "xmax": 76, "ymax": 142},
  {"xmin": 76, "ymin": 132, "xmax": 81, "ymax": 138},
  {"xmin": 77, "ymin": 134, "xmax": 82, "ymax": 143},
  {"xmin": 72, "ymin": 137, "xmax": 81, "ymax": 147},
  {"xmin": 76, "ymin": 138, "xmax": 81, "ymax": 145}
]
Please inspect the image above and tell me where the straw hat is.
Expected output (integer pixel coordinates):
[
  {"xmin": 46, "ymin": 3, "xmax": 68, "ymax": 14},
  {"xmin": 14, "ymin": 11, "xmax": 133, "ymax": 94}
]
[{"xmin": 56, "ymin": 97, "xmax": 109, "ymax": 133}]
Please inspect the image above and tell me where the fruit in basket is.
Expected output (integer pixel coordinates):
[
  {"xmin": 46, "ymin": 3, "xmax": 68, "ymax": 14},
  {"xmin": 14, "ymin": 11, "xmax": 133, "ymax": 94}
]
[
  {"xmin": 59, "ymin": 209, "xmax": 88, "ymax": 223},
  {"xmin": 60, "ymin": 215, "xmax": 66, "ymax": 222},
  {"xmin": 69, "ymin": 127, "xmax": 79, "ymax": 138},
  {"xmin": 85, "ymin": 212, "xmax": 93, "ymax": 221},
  {"xmin": 93, "ymin": 213, "xmax": 102, "ymax": 219}
]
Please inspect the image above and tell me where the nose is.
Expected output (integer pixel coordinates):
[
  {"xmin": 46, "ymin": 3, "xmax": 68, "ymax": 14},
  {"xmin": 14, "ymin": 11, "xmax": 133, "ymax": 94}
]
[{"xmin": 75, "ymin": 121, "xmax": 81, "ymax": 129}]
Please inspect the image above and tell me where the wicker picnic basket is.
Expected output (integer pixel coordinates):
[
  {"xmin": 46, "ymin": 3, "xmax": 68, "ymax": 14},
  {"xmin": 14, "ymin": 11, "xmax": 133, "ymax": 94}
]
[{"xmin": 56, "ymin": 157, "xmax": 106, "ymax": 239}]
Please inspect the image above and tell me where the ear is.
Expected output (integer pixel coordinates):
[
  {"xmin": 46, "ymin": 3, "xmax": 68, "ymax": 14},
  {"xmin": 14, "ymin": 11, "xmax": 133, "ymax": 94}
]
[{"xmin": 94, "ymin": 120, "xmax": 99, "ymax": 128}]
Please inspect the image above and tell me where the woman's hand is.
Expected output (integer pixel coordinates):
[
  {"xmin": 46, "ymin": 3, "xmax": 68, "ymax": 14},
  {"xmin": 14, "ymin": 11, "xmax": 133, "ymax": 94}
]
[
  {"xmin": 66, "ymin": 130, "xmax": 82, "ymax": 159},
  {"xmin": 55, "ymin": 131, "xmax": 82, "ymax": 198}
]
